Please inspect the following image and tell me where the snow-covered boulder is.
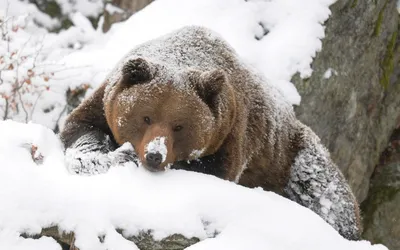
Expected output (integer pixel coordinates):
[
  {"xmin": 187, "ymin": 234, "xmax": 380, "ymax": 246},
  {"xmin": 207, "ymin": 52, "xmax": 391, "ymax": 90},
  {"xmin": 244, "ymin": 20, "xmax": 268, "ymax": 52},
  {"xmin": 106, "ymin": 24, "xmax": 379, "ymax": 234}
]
[{"xmin": 0, "ymin": 120, "xmax": 389, "ymax": 250}]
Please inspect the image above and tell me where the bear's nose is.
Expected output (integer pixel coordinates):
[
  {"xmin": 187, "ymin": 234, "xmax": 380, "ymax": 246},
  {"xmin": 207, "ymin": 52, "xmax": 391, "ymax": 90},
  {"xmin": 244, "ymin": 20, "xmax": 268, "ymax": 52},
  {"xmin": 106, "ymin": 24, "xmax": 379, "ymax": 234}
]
[{"xmin": 145, "ymin": 152, "xmax": 163, "ymax": 169}]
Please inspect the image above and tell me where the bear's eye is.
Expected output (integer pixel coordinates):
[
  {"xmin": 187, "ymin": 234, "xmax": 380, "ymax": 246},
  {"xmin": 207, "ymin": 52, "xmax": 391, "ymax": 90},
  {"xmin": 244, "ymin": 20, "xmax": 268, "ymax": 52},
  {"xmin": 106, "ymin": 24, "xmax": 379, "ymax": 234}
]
[
  {"xmin": 144, "ymin": 116, "xmax": 151, "ymax": 125},
  {"xmin": 173, "ymin": 125, "xmax": 183, "ymax": 132}
]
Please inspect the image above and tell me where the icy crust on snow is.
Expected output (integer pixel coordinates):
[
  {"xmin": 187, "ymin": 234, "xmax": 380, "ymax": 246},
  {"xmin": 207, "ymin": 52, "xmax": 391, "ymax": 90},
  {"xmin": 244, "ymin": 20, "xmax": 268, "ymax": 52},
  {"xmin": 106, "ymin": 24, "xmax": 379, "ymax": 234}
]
[
  {"xmin": 0, "ymin": 120, "xmax": 389, "ymax": 250},
  {"xmin": 285, "ymin": 122, "xmax": 360, "ymax": 240},
  {"xmin": 62, "ymin": 0, "xmax": 337, "ymax": 105}
]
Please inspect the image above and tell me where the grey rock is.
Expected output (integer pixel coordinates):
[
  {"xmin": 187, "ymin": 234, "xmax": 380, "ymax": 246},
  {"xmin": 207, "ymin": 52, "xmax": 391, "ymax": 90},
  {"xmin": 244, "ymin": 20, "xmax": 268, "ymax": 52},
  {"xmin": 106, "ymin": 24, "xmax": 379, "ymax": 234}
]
[
  {"xmin": 361, "ymin": 162, "xmax": 400, "ymax": 250},
  {"xmin": 122, "ymin": 230, "xmax": 200, "ymax": 250},
  {"xmin": 292, "ymin": 0, "xmax": 400, "ymax": 202},
  {"xmin": 361, "ymin": 127, "xmax": 400, "ymax": 249},
  {"xmin": 22, "ymin": 226, "xmax": 200, "ymax": 250}
]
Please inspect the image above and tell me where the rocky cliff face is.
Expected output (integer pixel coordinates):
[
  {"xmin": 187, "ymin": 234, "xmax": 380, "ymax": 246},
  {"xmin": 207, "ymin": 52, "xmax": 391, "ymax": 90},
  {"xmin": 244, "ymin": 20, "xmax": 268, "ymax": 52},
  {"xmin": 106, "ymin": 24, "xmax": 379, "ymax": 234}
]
[
  {"xmin": 292, "ymin": 0, "xmax": 400, "ymax": 203},
  {"xmin": 292, "ymin": 0, "xmax": 400, "ymax": 248},
  {"xmin": 361, "ymin": 127, "xmax": 400, "ymax": 250}
]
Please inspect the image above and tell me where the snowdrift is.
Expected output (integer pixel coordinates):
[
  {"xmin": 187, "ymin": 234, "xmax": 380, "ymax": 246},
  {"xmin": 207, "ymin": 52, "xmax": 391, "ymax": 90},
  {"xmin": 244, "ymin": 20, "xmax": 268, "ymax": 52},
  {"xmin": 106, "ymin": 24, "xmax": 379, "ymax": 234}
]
[{"xmin": 0, "ymin": 120, "xmax": 388, "ymax": 250}]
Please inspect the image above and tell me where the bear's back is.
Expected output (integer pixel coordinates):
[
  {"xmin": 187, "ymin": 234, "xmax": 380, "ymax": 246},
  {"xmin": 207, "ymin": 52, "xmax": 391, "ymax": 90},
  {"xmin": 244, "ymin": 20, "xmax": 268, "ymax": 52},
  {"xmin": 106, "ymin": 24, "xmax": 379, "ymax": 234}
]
[{"xmin": 124, "ymin": 26, "xmax": 241, "ymax": 73}]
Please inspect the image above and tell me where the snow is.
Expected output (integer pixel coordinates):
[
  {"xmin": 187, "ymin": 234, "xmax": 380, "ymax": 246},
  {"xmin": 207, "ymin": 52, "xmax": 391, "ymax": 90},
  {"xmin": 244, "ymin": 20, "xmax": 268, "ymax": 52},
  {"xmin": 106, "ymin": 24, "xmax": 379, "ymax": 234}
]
[
  {"xmin": 0, "ymin": 0, "xmax": 59, "ymax": 30},
  {"xmin": 0, "ymin": 231, "xmax": 61, "ymax": 250},
  {"xmin": 105, "ymin": 3, "xmax": 125, "ymax": 15},
  {"xmin": 190, "ymin": 149, "xmax": 205, "ymax": 159},
  {"xmin": 145, "ymin": 136, "xmax": 168, "ymax": 163},
  {"xmin": 323, "ymin": 68, "xmax": 337, "ymax": 79},
  {"xmin": 0, "ymin": 120, "xmax": 389, "ymax": 250},
  {"xmin": 55, "ymin": 0, "xmax": 103, "ymax": 18}
]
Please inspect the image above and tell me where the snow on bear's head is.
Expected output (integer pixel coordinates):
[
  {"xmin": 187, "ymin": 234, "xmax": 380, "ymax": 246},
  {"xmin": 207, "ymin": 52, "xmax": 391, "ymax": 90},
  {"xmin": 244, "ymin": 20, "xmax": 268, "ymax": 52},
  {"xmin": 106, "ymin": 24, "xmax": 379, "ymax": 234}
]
[{"xmin": 104, "ymin": 57, "xmax": 235, "ymax": 172}]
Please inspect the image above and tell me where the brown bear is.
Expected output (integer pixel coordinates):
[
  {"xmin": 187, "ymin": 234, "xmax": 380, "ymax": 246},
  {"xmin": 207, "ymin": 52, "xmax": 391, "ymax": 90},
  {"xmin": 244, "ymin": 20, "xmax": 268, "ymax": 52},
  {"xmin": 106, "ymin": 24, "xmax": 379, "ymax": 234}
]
[{"xmin": 60, "ymin": 26, "xmax": 362, "ymax": 240}]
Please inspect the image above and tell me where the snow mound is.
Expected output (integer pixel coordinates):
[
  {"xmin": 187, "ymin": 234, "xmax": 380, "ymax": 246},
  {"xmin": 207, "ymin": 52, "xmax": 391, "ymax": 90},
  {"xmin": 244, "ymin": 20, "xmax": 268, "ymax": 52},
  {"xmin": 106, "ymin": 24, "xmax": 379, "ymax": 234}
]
[{"xmin": 0, "ymin": 120, "xmax": 388, "ymax": 250}]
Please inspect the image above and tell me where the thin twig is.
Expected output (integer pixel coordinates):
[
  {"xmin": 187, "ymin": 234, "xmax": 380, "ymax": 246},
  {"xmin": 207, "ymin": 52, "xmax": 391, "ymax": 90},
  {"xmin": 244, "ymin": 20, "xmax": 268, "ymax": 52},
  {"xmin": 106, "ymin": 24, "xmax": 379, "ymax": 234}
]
[
  {"xmin": 16, "ymin": 90, "xmax": 28, "ymax": 123},
  {"xmin": 32, "ymin": 35, "xmax": 45, "ymax": 68},
  {"xmin": 53, "ymin": 104, "xmax": 68, "ymax": 133},
  {"xmin": 30, "ymin": 90, "xmax": 43, "ymax": 120}
]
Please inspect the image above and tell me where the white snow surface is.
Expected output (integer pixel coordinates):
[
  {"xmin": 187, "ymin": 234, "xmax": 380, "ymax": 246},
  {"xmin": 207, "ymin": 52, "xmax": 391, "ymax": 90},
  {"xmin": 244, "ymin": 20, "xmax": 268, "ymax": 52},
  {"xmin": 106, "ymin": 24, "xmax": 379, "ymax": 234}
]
[
  {"xmin": 105, "ymin": 3, "xmax": 124, "ymax": 15},
  {"xmin": 323, "ymin": 68, "xmax": 337, "ymax": 79},
  {"xmin": 0, "ymin": 120, "xmax": 388, "ymax": 250}
]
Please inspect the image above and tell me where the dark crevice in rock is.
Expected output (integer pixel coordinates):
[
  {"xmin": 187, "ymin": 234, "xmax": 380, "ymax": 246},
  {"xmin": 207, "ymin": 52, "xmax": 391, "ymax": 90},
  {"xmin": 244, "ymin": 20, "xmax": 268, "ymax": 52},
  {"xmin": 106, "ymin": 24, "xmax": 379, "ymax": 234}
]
[{"xmin": 360, "ymin": 125, "xmax": 400, "ymax": 250}]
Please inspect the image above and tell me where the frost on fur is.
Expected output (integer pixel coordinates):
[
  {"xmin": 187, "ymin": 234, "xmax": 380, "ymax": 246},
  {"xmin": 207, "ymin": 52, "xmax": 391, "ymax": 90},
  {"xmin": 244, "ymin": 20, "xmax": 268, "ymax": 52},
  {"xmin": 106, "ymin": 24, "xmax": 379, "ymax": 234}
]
[
  {"xmin": 285, "ymin": 124, "xmax": 361, "ymax": 240},
  {"xmin": 145, "ymin": 136, "xmax": 168, "ymax": 163},
  {"xmin": 64, "ymin": 132, "xmax": 139, "ymax": 175}
]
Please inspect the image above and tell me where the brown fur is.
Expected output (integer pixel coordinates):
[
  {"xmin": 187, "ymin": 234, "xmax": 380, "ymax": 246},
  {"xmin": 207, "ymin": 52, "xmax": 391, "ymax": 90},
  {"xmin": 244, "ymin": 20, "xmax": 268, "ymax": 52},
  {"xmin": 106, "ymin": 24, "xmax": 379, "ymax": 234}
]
[{"xmin": 60, "ymin": 26, "xmax": 361, "ymax": 240}]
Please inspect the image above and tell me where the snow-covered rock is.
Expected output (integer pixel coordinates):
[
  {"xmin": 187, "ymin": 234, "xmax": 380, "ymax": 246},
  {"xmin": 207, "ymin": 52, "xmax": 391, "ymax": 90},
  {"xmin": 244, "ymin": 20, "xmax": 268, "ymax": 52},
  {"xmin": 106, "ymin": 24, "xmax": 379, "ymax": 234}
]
[{"xmin": 0, "ymin": 120, "xmax": 389, "ymax": 250}]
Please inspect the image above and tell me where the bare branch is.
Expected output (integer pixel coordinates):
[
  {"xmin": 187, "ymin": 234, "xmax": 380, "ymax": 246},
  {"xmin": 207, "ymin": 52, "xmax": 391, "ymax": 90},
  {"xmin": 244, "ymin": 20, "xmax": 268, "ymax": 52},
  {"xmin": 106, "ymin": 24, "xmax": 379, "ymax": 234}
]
[
  {"xmin": 31, "ymin": 90, "xmax": 44, "ymax": 119},
  {"xmin": 32, "ymin": 35, "xmax": 46, "ymax": 68},
  {"xmin": 53, "ymin": 104, "xmax": 67, "ymax": 133},
  {"xmin": 16, "ymin": 90, "xmax": 28, "ymax": 123}
]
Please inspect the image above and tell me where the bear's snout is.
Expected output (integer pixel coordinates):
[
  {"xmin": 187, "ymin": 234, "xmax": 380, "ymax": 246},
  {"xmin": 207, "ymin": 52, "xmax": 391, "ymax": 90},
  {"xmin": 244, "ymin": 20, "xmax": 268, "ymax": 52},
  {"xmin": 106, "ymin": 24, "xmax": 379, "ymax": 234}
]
[
  {"xmin": 145, "ymin": 152, "xmax": 163, "ymax": 171},
  {"xmin": 138, "ymin": 129, "xmax": 175, "ymax": 172}
]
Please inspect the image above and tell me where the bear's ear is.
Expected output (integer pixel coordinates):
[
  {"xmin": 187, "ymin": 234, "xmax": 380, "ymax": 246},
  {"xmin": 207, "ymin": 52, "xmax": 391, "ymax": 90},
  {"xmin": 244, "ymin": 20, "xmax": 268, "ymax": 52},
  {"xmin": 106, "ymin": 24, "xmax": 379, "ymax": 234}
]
[
  {"xmin": 121, "ymin": 58, "xmax": 153, "ymax": 85},
  {"xmin": 191, "ymin": 69, "xmax": 228, "ymax": 114}
]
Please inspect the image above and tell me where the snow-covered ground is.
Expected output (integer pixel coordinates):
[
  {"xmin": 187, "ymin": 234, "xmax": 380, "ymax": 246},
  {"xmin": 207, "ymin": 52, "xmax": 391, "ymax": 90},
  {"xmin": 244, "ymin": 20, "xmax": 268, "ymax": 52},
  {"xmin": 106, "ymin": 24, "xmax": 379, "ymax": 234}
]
[
  {"xmin": 2, "ymin": 0, "xmax": 335, "ymax": 130},
  {"xmin": 0, "ymin": 120, "xmax": 389, "ymax": 250}
]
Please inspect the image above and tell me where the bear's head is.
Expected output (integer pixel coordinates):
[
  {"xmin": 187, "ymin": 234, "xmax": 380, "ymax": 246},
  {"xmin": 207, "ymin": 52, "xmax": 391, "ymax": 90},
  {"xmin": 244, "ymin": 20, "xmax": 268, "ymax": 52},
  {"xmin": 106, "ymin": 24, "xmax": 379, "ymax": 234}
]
[{"xmin": 104, "ymin": 57, "xmax": 236, "ymax": 172}]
